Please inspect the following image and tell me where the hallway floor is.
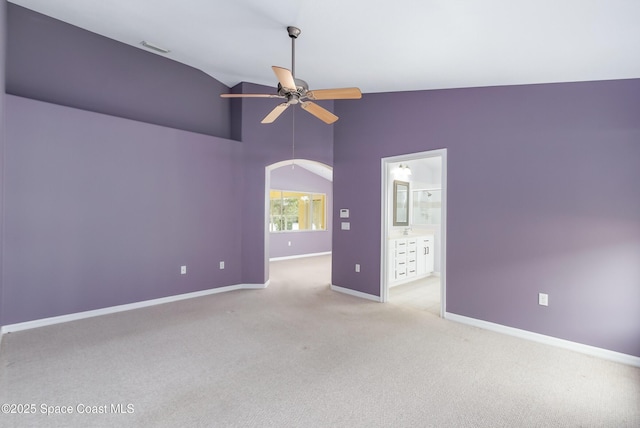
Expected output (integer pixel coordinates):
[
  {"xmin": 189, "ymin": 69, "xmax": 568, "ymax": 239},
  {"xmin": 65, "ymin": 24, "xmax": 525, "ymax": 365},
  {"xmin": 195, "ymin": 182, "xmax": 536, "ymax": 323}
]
[{"xmin": 389, "ymin": 275, "xmax": 441, "ymax": 315}]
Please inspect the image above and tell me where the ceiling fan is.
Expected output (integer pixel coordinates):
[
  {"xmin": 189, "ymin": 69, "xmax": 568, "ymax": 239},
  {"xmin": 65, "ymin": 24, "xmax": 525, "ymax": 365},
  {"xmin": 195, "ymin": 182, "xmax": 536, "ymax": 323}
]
[{"xmin": 220, "ymin": 26, "xmax": 362, "ymax": 124}]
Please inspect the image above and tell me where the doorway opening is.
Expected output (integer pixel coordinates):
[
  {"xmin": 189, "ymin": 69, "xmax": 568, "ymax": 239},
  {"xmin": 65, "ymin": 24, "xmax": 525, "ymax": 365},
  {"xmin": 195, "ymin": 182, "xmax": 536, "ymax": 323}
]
[
  {"xmin": 264, "ymin": 159, "xmax": 333, "ymax": 283},
  {"xmin": 381, "ymin": 149, "xmax": 447, "ymax": 316}
]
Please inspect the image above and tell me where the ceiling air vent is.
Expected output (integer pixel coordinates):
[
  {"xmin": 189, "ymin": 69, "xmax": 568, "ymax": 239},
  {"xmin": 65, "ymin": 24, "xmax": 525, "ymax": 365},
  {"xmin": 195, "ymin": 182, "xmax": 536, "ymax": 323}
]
[{"xmin": 140, "ymin": 40, "xmax": 170, "ymax": 54}]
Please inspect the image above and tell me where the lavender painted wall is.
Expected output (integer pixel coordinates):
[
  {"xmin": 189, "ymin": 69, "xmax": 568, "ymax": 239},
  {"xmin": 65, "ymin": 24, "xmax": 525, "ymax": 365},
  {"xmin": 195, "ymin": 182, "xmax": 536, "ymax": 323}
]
[
  {"xmin": 332, "ymin": 79, "xmax": 640, "ymax": 357},
  {"xmin": 269, "ymin": 165, "xmax": 332, "ymax": 258},
  {"xmin": 236, "ymin": 82, "xmax": 334, "ymax": 284},
  {"xmin": 1, "ymin": 5, "xmax": 333, "ymax": 324},
  {"xmin": 6, "ymin": 4, "xmax": 231, "ymax": 139},
  {"xmin": 3, "ymin": 95, "xmax": 242, "ymax": 325}
]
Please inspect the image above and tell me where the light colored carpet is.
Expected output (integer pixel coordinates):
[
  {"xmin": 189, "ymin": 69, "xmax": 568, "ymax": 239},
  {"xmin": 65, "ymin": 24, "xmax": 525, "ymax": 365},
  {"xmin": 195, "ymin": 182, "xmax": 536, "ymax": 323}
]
[{"xmin": 1, "ymin": 255, "xmax": 638, "ymax": 427}]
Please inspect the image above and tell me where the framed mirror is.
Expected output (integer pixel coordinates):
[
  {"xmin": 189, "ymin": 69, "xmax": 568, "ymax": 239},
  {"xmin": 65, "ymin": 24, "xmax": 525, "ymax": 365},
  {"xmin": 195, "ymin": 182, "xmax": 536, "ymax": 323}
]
[{"xmin": 393, "ymin": 180, "xmax": 410, "ymax": 226}]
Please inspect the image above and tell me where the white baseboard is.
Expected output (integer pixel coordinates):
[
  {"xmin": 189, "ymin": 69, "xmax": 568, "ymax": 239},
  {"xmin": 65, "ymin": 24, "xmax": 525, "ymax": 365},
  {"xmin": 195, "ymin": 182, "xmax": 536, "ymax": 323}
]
[
  {"xmin": 270, "ymin": 251, "xmax": 331, "ymax": 262},
  {"xmin": 242, "ymin": 280, "xmax": 270, "ymax": 289},
  {"xmin": 330, "ymin": 284, "xmax": 382, "ymax": 302},
  {"xmin": 445, "ymin": 312, "xmax": 640, "ymax": 368},
  {"xmin": 1, "ymin": 282, "xmax": 269, "ymax": 335}
]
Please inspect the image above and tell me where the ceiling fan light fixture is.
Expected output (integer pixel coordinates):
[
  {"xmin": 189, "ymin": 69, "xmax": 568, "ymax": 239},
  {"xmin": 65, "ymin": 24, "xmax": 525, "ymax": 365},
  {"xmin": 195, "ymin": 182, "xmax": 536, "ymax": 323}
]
[{"xmin": 141, "ymin": 40, "xmax": 170, "ymax": 54}]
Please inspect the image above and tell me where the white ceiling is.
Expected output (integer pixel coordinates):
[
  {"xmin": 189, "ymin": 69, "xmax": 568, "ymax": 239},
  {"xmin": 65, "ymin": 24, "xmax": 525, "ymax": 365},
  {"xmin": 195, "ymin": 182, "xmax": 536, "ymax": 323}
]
[{"xmin": 9, "ymin": 0, "xmax": 640, "ymax": 94}]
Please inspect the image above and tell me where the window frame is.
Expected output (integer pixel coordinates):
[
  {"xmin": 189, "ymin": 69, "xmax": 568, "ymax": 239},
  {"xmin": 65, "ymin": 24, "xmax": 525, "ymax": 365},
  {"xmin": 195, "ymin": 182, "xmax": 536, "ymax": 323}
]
[{"xmin": 269, "ymin": 189, "xmax": 327, "ymax": 233}]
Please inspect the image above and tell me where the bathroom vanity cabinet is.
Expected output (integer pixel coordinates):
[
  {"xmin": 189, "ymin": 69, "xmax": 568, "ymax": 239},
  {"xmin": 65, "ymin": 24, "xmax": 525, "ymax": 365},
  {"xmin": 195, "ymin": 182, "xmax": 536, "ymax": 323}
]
[{"xmin": 388, "ymin": 235, "xmax": 435, "ymax": 286}]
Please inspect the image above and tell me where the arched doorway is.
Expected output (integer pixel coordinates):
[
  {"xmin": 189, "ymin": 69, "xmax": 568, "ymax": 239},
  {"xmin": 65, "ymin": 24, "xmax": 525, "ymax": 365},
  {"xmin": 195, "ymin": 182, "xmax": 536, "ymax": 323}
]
[{"xmin": 264, "ymin": 159, "xmax": 333, "ymax": 282}]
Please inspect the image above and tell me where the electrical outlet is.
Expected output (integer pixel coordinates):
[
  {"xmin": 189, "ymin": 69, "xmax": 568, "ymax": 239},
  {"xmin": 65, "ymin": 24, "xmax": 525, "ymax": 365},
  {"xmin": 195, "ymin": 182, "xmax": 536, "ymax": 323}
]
[
  {"xmin": 219, "ymin": 261, "xmax": 225, "ymax": 270},
  {"xmin": 355, "ymin": 264, "xmax": 360, "ymax": 273},
  {"xmin": 181, "ymin": 265, "xmax": 187, "ymax": 275},
  {"xmin": 538, "ymin": 293, "xmax": 548, "ymax": 306}
]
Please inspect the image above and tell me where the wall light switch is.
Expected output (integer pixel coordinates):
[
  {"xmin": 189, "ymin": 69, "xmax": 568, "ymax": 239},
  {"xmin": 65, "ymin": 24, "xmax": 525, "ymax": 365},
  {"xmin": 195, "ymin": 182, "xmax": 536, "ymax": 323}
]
[
  {"xmin": 538, "ymin": 293, "xmax": 548, "ymax": 306},
  {"xmin": 341, "ymin": 222, "xmax": 350, "ymax": 230},
  {"xmin": 355, "ymin": 264, "xmax": 360, "ymax": 273},
  {"xmin": 181, "ymin": 265, "xmax": 187, "ymax": 275},
  {"xmin": 288, "ymin": 241, "xmax": 292, "ymax": 247},
  {"xmin": 340, "ymin": 209, "xmax": 350, "ymax": 218},
  {"xmin": 219, "ymin": 261, "xmax": 225, "ymax": 270}
]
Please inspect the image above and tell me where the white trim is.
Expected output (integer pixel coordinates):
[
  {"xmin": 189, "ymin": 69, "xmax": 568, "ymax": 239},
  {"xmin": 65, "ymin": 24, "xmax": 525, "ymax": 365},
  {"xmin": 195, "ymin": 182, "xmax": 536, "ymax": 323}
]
[
  {"xmin": 265, "ymin": 167, "xmax": 272, "ymax": 287},
  {"xmin": 0, "ymin": 282, "xmax": 269, "ymax": 335},
  {"xmin": 445, "ymin": 312, "xmax": 640, "ymax": 368},
  {"xmin": 241, "ymin": 280, "xmax": 270, "ymax": 290},
  {"xmin": 331, "ymin": 284, "xmax": 382, "ymax": 302},
  {"xmin": 440, "ymin": 151, "xmax": 447, "ymax": 318},
  {"xmin": 380, "ymin": 160, "xmax": 389, "ymax": 303},
  {"xmin": 270, "ymin": 251, "xmax": 332, "ymax": 262}
]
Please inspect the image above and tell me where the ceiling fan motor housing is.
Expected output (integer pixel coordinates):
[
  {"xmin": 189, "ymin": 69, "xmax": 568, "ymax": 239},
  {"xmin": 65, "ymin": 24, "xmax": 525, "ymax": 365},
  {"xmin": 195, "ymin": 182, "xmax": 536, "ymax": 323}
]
[{"xmin": 277, "ymin": 78, "xmax": 309, "ymax": 104}]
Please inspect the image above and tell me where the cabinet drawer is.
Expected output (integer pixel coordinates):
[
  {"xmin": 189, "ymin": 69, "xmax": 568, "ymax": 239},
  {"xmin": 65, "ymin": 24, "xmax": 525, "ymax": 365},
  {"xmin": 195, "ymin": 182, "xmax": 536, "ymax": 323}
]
[
  {"xmin": 393, "ymin": 238, "xmax": 408, "ymax": 249},
  {"xmin": 394, "ymin": 249, "xmax": 408, "ymax": 259},
  {"xmin": 395, "ymin": 259, "xmax": 408, "ymax": 271},
  {"xmin": 407, "ymin": 260, "xmax": 417, "ymax": 277},
  {"xmin": 391, "ymin": 238, "xmax": 408, "ymax": 257}
]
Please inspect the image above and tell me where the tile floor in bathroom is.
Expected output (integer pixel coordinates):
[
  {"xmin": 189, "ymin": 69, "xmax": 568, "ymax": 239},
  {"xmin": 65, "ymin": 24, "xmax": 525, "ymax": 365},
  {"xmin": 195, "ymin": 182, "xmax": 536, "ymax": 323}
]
[{"xmin": 388, "ymin": 275, "xmax": 441, "ymax": 315}]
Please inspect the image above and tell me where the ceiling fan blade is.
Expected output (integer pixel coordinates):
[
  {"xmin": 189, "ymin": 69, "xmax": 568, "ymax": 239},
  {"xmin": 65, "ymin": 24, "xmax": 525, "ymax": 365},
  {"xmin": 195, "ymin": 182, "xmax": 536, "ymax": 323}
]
[
  {"xmin": 220, "ymin": 93, "xmax": 285, "ymax": 99},
  {"xmin": 300, "ymin": 101, "xmax": 339, "ymax": 124},
  {"xmin": 272, "ymin": 66, "xmax": 297, "ymax": 91},
  {"xmin": 306, "ymin": 88, "xmax": 362, "ymax": 100},
  {"xmin": 261, "ymin": 103, "xmax": 290, "ymax": 124}
]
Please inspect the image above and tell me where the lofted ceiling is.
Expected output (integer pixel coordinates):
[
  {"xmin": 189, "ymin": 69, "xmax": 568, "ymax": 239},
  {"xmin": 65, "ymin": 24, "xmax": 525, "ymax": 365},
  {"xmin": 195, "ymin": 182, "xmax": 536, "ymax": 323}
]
[{"xmin": 8, "ymin": 0, "xmax": 640, "ymax": 94}]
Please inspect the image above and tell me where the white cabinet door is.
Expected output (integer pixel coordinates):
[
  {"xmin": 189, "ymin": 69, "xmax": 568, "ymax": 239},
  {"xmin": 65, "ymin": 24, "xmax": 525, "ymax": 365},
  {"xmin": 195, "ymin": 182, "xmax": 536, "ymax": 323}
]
[
  {"xmin": 417, "ymin": 235, "xmax": 435, "ymax": 276},
  {"xmin": 424, "ymin": 238, "xmax": 434, "ymax": 274}
]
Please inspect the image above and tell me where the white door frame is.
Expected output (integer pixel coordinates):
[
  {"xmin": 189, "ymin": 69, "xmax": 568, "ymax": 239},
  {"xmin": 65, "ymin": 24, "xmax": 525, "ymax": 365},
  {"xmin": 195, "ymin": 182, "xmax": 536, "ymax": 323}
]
[{"xmin": 380, "ymin": 149, "xmax": 448, "ymax": 316}]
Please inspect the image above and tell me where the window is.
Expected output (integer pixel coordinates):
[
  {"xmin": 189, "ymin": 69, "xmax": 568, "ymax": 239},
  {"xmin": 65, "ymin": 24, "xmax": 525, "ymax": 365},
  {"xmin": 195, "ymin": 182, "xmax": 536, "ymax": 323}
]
[{"xmin": 269, "ymin": 190, "xmax": 326, "ymax": 232}]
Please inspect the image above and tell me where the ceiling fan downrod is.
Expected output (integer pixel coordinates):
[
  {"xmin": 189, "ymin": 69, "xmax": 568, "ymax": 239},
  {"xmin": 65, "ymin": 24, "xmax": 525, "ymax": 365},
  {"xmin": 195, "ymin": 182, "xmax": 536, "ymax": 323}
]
[{"xmin": 287, "ymin": 26, "xmax": 301, "ymax": 78}]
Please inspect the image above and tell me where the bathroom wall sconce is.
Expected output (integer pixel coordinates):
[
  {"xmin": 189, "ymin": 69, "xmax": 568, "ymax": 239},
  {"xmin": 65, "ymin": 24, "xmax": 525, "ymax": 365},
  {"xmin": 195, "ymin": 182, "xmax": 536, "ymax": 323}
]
[{"xmin": 392, "ymin": 164, "xmax": 412, "ymax": 179}]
